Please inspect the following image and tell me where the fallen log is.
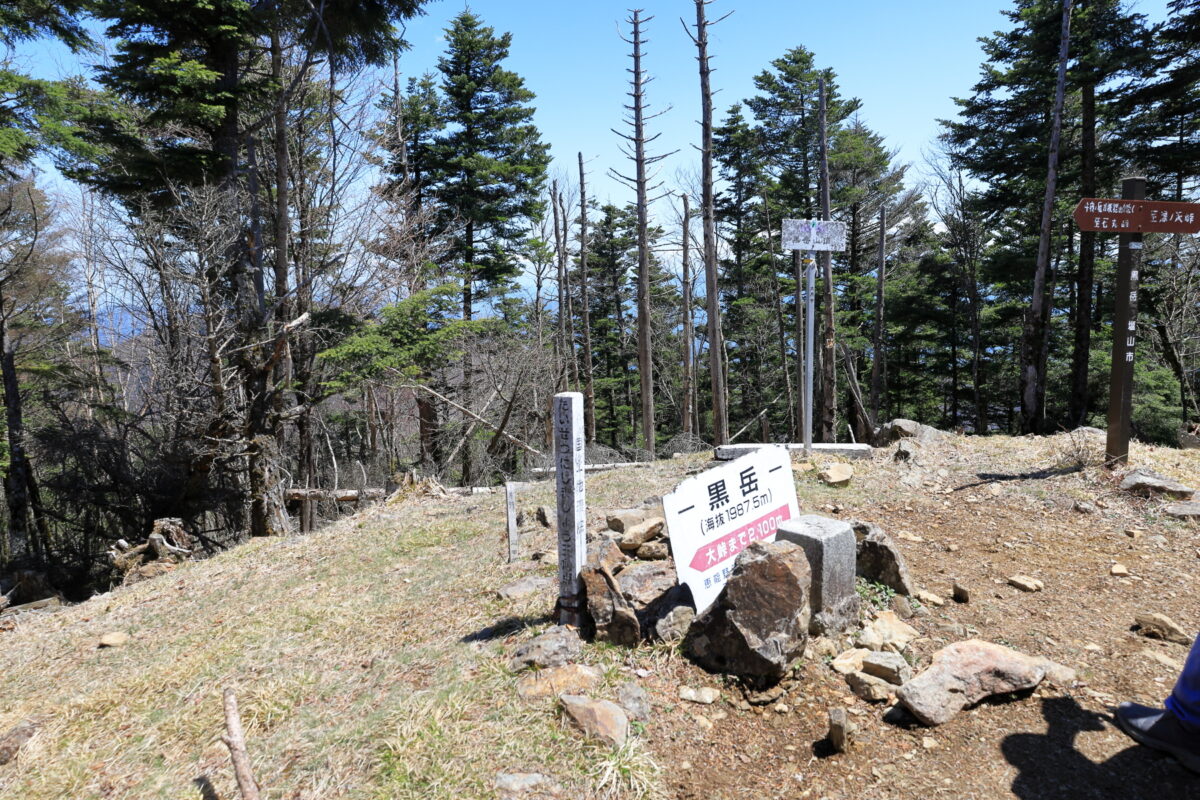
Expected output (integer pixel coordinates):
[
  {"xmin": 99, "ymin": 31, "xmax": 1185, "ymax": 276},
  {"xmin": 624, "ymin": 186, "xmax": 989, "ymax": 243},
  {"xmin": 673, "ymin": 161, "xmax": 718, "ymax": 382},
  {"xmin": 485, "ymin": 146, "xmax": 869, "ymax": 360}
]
[{"xmin": 284, "ymin": 488, "xmax": 386, "ymax": 503}]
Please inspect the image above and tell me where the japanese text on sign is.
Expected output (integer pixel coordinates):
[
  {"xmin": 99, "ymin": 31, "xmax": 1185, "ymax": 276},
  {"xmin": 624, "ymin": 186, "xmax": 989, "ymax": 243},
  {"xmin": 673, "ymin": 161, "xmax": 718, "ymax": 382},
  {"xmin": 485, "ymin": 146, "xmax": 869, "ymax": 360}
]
[
  {"xmin": 782, "ymin": 218, "xmax": 848, "ymax": 252},
  {"xmin": 662, "ymin": 446, "xmax": 800, "ymax": 613}
]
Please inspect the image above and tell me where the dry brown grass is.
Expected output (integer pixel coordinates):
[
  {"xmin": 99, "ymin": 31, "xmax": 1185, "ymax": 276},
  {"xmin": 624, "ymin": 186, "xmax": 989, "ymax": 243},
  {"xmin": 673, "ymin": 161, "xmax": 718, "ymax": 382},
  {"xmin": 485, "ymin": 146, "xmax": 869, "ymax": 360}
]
[{"xmin": 0, "ymin": 435, "xmax": 1197, "ymax": 799}]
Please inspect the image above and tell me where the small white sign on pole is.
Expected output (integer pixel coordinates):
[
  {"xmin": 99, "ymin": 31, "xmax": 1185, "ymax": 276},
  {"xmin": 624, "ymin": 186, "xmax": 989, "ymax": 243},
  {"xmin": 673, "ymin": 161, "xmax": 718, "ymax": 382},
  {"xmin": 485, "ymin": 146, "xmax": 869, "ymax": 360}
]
[
  {"xmin": 782, "ymin": 218, "xmax": 847, "ymax": 252},
  {"xmin": 662, "ymin": 446, "xmax": 800, "ymax": 613}
]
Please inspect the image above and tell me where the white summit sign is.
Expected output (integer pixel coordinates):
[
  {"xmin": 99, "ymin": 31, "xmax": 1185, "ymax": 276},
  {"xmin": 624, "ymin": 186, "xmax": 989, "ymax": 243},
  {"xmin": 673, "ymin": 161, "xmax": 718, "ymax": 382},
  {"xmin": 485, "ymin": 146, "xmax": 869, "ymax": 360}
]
[
  {"xmin": 782, "ymin": 218, "xmax": 847, "ymax": 252},
  {"xmin": 661, "ymin": 446, "xmax": 800, "ymax": 613}
]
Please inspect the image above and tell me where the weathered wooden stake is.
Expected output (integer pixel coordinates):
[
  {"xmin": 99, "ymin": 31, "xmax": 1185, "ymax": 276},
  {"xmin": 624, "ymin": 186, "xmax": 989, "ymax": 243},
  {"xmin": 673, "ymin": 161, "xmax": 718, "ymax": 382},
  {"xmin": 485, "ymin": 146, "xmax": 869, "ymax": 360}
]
[
  {"xmin": 1106, "ymin": 176, "xmax": 1146, "ymax": 465},
  {"xmin": 505, "ymin": 481, "xmax": 519, "ymax": 563},
  {"xmin": 553, "ymin": 392, "xmax": 586, "ymax": 625}
]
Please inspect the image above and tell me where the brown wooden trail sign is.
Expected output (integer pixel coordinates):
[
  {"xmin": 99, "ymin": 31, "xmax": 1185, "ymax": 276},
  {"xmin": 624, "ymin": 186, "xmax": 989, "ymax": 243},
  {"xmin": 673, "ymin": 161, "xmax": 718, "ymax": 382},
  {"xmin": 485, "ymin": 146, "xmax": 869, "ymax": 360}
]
[
  {"xmin": 1074, "ymin": 181, "xmax": 1200, "ymax": 467},
  {"xmin": 1073, "ymin": 197, "xmax": 1200, "ymax": 234}
]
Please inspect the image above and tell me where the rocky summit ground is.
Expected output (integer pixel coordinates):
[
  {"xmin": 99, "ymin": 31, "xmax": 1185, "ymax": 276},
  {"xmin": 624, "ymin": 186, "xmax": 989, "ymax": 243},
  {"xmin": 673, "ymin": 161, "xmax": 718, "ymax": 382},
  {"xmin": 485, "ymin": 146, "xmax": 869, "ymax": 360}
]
[{"xmin": 1, "ymin": 429, "xmax": 1198, "ymax": 800}]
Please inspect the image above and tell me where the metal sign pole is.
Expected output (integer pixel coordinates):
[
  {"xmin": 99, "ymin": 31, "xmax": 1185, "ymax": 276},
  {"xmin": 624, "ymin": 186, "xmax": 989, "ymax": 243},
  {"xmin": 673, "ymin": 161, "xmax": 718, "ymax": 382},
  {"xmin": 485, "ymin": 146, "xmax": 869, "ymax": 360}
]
[
  {"xmin": 1105, "ymin": 176, "xmax": 1146, "ymax": 466},
  {"xmin": 804, "ymin": 250, "xmax": 816, "ymax": 458}
]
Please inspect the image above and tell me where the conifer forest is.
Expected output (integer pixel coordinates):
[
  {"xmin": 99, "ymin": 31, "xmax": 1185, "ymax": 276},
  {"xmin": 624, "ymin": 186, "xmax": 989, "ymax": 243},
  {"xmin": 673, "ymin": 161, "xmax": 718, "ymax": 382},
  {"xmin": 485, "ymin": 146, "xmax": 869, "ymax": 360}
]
[{"xmin": 0, "ymin": 0, "xmax": 1198, "ymax": 595}]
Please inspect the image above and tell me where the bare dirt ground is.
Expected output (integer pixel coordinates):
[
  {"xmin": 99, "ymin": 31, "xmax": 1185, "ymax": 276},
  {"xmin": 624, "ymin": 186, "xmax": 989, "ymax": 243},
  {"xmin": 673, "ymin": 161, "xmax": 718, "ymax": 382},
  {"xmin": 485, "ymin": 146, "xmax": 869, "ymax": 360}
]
[{"xmin": 0, "ymin": 430, "xmax": 1197, "ymax": 799}]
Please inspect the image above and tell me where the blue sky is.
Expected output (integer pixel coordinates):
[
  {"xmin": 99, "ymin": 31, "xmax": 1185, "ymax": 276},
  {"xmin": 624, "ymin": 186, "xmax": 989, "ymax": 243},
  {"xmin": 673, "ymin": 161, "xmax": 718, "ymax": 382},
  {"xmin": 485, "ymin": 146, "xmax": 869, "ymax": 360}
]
[
  {"xmin": 390, "ymin": 0, "xmax": 1173, "ymax": 205},
  {"xmin": 17, "ymin": 0, "xmax": 1175, "ymax": 206}
]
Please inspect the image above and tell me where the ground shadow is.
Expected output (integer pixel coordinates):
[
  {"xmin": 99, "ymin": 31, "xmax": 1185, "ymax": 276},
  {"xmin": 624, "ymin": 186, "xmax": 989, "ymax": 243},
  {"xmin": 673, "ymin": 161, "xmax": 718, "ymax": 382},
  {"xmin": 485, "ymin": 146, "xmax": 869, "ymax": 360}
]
[
  {"xmin": 459, "ymin": 613, "xmax": 554, "ymax": 643},
  {"xmin": 192, "ymin": 776, "xmax": 221, "ymax": 800},
  {"xmin": 1002, "ymin": 696, "xmax": 1196, "ymax": 799},
  {"xmin": 958, "ymin": 465, "xmax": 1084, "ymax": 490}
]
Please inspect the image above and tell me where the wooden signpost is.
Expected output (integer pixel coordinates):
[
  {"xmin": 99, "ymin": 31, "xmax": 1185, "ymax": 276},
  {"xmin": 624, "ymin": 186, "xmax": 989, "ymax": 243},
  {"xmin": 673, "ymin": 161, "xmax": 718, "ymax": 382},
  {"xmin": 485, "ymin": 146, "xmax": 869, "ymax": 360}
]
[
  {"xmin": 1073, "ymin": 181, "xmax": 1200, "ymax": 464},
  {"xmin": 553, "ymin": 392, "xmax": 586, "ymax": 625},
  {"xmin": 782, "ymin": 219, "xmax": 847, "ymax": 457}
]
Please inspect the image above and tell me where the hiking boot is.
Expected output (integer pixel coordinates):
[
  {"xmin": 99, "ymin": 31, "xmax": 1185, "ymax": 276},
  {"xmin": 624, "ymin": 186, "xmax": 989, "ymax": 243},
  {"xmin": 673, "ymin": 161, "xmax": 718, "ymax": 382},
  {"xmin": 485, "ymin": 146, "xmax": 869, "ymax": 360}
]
[{"xmin": 1114, "ymin": 702, "xmax": 1200, "ymax": 774}]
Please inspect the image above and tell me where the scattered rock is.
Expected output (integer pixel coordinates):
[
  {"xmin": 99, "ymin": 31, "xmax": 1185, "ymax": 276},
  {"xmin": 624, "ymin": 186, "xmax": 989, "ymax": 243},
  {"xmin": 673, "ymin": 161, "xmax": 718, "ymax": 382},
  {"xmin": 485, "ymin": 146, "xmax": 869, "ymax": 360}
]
[
  {"xmin": 1119, "ymin": 469, "xmax": 1196, "ymax": 500},
  {"xmin": 559, "ymin": 695, "xmax": 628, "ymax": 749},
  {"xmin": 495, "ymin": 772, "xmax": 563, "ymax": 800},
  {"xmin": 0, "ymin": 721, "xmax": 38, "ymax": 766},
  {"xmin": 891, "ymin": 595, "xmax": 916, "ymax": 619},
  {"xmin": 686, "ymin": 540, "xmax": 811, "ymax": 686},
  {"xmin": 1164, "ymin": 502, "xmax": 1200, "ymax": 520},
  {"xmin": 618, "ymin": 682, "xmax": 651, "ymax": 721},
  {"xmin": 587, "ymin": 536, "xmax": 628, "ymax": 574},
  {"xmin": 819, "ymin": 463, "xmax": 854, "ymax": 487},
  {"xmin": 1032, "ymin": 657, "xmax": 1077, "ymax": 686},
  {"xmin": 517, "ymin": 664, "xmax": 602, "ymax": 702},
  {"xmin": 98, "ymin": 631, "xmax": 129, "ymax": 648},
  {"xmin": 654, "ymin": 602, "xmax": 695, "ymax": 643},
  {"xmin": 952, "ymin": 582, "xmax": 970, "ymax": 603},
  {"xmin": 922, "ymin": 736, "xmax": 939, "ymax": 750},
  {"xmin": 617, "ymin": 518, "xmax": 665, "ymax": 552},
  {"xmin": 617, "ymin": 561, "xmax": 678, "ymax": 615},
  {"xmin": 916, "ymin": 589, "xmax": 945, "ymax": 607},
  {"xmin": 1110, "ymin": 563, "xmax": 1130, "ymax": 577},
  {"xmin": 857, "ymin": 611, "xmax": 919, "ymax": 652},
  {"xmin": 1143, "ymin": 648, "xmax": 1184, "ymax": 671},
  {"xmin": 580, "ymin": 565, "xmax": 640, "ymax": 647},
  {"xmin": 846, "ymin": 670, "xmax": 894, "ymax": 702},
  {"xmin": 861, "ymin": 651, "xmax": 913, "ymax": 685},
  {"xmin": 774, "ymin": 702, "xmax": 790, "ymax": 714},
  {"xmin": 877, "ymin": 418, "xmax": 947, "ymax": 445},
  {"xmin": 679, "ymin": 686, "xmax": 721, "ymax": 705},
  {"xmin": 1073, "ymin": 500, "xmax": 1098, "ymax": 514},
  {"xmin": 534, "ymin": 506, "xmax": 553, "ymax": 529},
  {"xmin": 1007, "ymin": 575, "xmax": 1044, "ymax": 593},
  {"xmin": 607, "ymin": 508, "xmax": 649, "ymax": 534},
  {"xmin": 828, "ymin": 707, "xmax": 854, "ymax": 753},
  {"xmin": 497, "ymin": 576, "xmax": 553, "ymax": 601},
  {"xmin": 831, "ymin": 648, "xmax": 871, "ymax": 675},
  {"xmin": 509, "ymin": 626, "xmax": 582, "ymax": 672},
  {"xmin": 1125, "ymin": 528, "xmax": 1143, "ymax": 540},
  {"xmin": 895, "ymin": 640, "xmax": 1052, "ymax": 726},
  {"xmin": 894, "ymin": 440, "xmax": 920, "ymax": 463},
  {"xmin": 1134, "ymin": 612, "xmax": 1194, "ymax": 646},
  {"xmin": 744, "ymin": 684, "xmax": 786, "ymax": 705},
  {"xmin": 851, "ymin": 520, "xmax": 916, "ymax": 596},
  {"xmin": 635, "ymin": 540, "xmax": 670, "ymax": 561}
]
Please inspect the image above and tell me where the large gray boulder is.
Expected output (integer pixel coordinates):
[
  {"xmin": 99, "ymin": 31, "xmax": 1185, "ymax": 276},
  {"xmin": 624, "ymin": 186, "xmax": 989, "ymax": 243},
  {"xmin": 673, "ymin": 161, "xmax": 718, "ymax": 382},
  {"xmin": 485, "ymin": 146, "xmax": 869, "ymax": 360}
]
[
  {"xmin": 687, "ymin": 540, "xmax": 811, "ymax": 686},
  {"xmin": 876, "ymin": 419, "xmax": 947, "ymax": 446},
  {"xmin": 896, "ymin": 640, "xmax": 1056, "ymax": 726},
  {"xmin": 1119, "ymin": 469, "xmax": 1195, "ymax": 500}
]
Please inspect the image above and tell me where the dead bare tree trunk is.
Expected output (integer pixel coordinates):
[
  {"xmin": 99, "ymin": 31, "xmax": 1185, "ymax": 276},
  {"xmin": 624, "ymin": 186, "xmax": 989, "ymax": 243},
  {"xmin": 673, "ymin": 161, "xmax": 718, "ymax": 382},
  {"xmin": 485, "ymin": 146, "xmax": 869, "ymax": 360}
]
[
  {"xmin": 614, "ymin": 10, "xmax": 673, "ymax": 459},
  {"xmin": 685, "ymin": 0, "xmax": 730, "ymax": 446},
  {"xmin": 577, "ymin": 153, "xmax": 597, "ymax": 444},
  {"xmin": 1020, "ymin": 0, "xmax": 1073, "ymax": 434},
  {"xmin": 870, "ymin": 205, "xmax": 886, "ymax": 423},
  {"xmin": 680, "ymin": 193, "xmax": 695, "ymax": 436},
  {"xmin": 1070, "ymin": 76, "xmax": 1096, "ymax": 427}
]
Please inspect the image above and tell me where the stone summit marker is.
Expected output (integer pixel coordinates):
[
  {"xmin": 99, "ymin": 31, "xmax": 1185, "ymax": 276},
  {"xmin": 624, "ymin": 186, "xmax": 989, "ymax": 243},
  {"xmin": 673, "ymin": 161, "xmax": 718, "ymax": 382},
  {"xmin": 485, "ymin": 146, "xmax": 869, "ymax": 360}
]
[
  {"xmin": 553, "ymin": 392, "xmax": 587, "ymax": 625},
  {"xmin": 662, "ymin": 445, "xmax": 800, "ymax": 613}
]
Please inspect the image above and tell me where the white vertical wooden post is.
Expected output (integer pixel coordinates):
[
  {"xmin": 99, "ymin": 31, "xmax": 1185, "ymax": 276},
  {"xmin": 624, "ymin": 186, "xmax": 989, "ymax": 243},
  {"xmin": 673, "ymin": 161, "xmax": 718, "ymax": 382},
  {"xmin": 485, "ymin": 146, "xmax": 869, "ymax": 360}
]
[
  {"xmin": 553, "ymin": 392, "xmax": 586, "ymax": 625},
  {"xmin": 505, "ymin": 481, "xmax": 519, "ymax": 563}
]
